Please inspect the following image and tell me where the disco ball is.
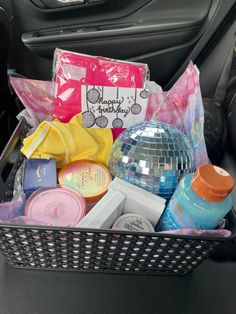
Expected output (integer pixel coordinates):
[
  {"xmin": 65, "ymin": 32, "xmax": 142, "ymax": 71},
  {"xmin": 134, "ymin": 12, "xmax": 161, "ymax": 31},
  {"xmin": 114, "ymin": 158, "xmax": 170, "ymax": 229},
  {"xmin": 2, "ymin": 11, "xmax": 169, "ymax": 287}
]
[{"xmin": 109, "ymin": 120, "xmax": 196, "ymax": 199}]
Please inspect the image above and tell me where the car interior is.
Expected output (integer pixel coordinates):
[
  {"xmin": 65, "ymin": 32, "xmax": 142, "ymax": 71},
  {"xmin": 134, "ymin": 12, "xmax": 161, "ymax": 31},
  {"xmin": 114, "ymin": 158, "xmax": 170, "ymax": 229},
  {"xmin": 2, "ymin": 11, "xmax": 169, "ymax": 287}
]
[{"xmin": 0, "ymin": 0, "xmax": 235, "ymax": 313}]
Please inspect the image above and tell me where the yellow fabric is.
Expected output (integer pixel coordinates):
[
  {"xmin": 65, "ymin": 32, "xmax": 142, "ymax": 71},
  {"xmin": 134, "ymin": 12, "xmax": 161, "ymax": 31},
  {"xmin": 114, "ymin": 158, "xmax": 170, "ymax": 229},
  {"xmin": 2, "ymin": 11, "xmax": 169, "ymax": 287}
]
[{"xmin": 21, "ymin": 113, "xmax": 113, "ymax": 168}]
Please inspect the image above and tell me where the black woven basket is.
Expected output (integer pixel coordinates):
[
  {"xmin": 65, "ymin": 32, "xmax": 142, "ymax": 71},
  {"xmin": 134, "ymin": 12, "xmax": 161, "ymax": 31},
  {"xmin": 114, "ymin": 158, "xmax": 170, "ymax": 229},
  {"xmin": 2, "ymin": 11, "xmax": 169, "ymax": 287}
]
[{"xmin": 0, "ymin": 118, "xmax": 235, "ymax": 276}]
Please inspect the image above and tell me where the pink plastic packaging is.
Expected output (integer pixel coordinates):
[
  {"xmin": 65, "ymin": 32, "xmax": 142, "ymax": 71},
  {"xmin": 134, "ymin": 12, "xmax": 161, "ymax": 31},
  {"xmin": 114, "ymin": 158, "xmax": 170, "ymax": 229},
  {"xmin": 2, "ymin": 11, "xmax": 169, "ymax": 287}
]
[
  {"xmin": 146, "ymin": 61, "xmax": 209, "ymax": 167},
  {"xmin": 0, "ymin": 216, "xmax": 46, "ymax": 226},
  {"xmin": 0, "ymin": 194, "xmax": 25, "ymax": 221},
  {"xmin": 159, "ymin": 229, "xmax": 231, "ymax": 237},
  {"xmin": 10, "ymin": 77, "xmax": 54, "ymax": 126},
  {"xmin": 53, "ymin": 49, "xmax": 149, "ymax": 123}
]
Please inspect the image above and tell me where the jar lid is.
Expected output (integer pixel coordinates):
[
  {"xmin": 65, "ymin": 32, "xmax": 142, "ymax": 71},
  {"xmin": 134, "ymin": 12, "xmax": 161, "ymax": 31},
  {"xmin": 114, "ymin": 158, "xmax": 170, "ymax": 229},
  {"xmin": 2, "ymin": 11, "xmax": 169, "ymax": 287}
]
[
  {"xmin": 58, "ymin": 160, "xmax": 112, "ymax": 204},
  {"xmin": 191, "ymin": 165, "xmax": 234, "ymax": 202},
  {"xmin": 112, "ymin": 214, "xmax": 154, "ymax": 233},
  {"xmin": 25, "ymin": 187, "xmax": 86, "ymax": 227}
]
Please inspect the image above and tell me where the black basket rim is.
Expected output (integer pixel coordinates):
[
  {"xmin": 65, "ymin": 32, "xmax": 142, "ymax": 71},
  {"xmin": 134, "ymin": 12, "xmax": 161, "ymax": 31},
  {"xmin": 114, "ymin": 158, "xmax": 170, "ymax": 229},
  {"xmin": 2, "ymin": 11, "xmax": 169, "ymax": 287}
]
[{"xmin": 0, "ymin": 222, "xmax": 232, "ymax": 243}]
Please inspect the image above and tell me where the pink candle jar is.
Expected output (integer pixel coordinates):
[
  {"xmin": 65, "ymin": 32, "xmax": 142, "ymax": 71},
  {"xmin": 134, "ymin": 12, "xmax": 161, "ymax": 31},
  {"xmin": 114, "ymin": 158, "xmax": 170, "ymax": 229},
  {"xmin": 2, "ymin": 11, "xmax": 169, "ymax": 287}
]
[{"xmin": 25, "ymin": 187, "xmax": 86, "ymax": 227}]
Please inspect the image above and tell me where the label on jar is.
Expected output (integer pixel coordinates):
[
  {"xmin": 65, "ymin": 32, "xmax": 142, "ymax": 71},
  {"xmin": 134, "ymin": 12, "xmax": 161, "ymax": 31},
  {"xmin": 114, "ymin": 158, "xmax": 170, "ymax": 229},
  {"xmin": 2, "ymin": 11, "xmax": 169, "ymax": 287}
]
[
  {"xmin": 159, "ymin": 183, "xmax": 199, "ymax": 231},
  {"xmin": 59, "ymin": 161, "xmax": 111, "ymax": 198},
  {"xmin": 112, "ymin": 214, "xmax": 154, "ymax": 233},
  {"xmin": 159, "ymin": 202, "xmax": 185, "ymax": 231}
]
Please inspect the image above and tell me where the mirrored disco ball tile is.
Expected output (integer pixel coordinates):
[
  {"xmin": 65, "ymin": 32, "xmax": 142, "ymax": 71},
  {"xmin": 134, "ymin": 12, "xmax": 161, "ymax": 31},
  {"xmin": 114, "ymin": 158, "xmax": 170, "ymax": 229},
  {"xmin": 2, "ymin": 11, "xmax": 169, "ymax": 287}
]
[{"xmin": 109, "ymin": 120, "xmax": 196, "ymax": 199}]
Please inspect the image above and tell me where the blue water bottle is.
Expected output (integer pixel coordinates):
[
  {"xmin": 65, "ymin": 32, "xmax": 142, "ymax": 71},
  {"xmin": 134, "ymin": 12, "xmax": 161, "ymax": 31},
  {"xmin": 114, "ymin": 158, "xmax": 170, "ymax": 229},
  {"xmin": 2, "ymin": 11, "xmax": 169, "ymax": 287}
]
[{"xmin": 159, "ymin": 165, "xmax": 234, "ymax": 230}]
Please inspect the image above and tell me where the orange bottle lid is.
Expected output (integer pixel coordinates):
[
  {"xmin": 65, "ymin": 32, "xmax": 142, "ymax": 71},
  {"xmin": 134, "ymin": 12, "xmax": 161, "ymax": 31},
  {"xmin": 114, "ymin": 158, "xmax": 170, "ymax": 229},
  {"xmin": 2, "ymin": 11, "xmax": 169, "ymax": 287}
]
[{"xmin": 191, "ymin": 165, "xmax": 234, "ymax": 202}]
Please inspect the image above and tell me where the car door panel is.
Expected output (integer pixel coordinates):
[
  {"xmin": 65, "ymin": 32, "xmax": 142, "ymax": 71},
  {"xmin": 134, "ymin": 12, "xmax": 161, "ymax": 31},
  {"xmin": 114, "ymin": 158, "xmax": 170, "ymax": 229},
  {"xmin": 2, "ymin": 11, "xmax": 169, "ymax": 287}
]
[
  {"xmin": 0, "ymin": 0, "xmax": 235, "ymax": 87},
  {"xmin": 1, "ymin": 0, "xmax": 212, "ymax": 84}
]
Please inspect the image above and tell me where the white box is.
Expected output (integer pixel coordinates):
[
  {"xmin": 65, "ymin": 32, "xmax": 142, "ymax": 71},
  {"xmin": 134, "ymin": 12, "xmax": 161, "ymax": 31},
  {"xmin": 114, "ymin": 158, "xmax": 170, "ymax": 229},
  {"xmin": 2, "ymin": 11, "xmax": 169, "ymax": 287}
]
[
  {"xmin": 77, "ymin": 190, "xmax": 125, "ymax": 229},
  {"xmin": 109, "ymin": 177, "xmax": 166, "ymax": 226}
]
